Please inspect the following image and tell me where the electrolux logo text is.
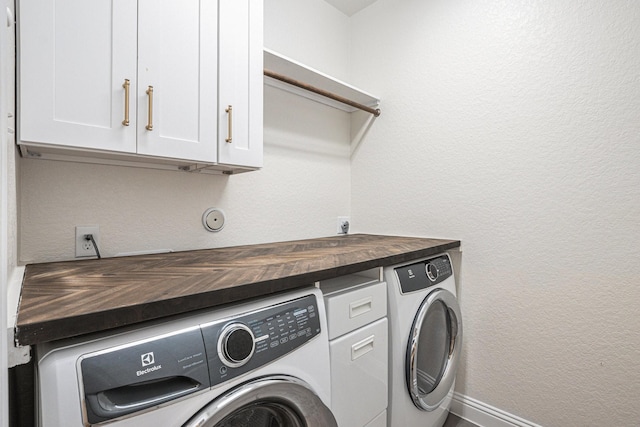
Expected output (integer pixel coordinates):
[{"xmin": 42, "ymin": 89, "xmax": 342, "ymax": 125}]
[{"xmin": 137, "ymin": 352, "xmax": 162, "ymax": 377}]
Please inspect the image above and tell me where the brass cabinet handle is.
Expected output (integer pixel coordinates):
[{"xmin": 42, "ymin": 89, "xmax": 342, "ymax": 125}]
[
  {"xmin": 225, "ymin": 105, "xmax": 232, "ymax": 143},
  {"xmin": 146, "ymin": 86, "xmax": 154, "ymax": 131},
  {"xmin": 122, "ymin": 79, "xmax": 130, "ymax": 126}
]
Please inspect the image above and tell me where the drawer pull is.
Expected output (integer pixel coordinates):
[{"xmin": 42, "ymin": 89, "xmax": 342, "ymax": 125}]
[
  {"xmin": 349, "ymin": 297, "xmax": 372, "ymax": 318},
  {"xmin": 225, "ymin": 105, "xmax": 233, "ymax": 143},
  {"xmin": 146, "ymin": 86, "xmax": 154, "ymax": 131},
  {"xmin": 122, "ymin": 79, "xmax": 130, "ymax": 126},
  {"xmin": 351, "ymin": 335, "xmax": 375, "ymax": 360}
]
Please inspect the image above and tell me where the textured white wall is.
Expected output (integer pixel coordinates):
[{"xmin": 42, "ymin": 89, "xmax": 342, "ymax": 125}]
[
  {"xmin": 349, "ymin": 0, "xmax": 640, "ymax": 426},
  {"xmin": 264, "ymin": 0, "xmax": 350, "ymax": 81},
  {"xmin": 18, "ymin": 0, "xmax": 351, "ymax": 263}
]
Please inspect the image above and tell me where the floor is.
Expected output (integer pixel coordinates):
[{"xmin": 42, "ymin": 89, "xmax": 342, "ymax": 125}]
[{"xmin": 443, "ymin": 413, "xmax": 480, "ymax": 427}]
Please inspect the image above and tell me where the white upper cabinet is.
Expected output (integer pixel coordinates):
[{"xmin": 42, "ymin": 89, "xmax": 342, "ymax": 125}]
[{"xmin": 18, "ymin": 0, "xmax": 263, "ymax": 172}]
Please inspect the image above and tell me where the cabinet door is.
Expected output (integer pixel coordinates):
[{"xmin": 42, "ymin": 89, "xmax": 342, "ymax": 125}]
[
  {"xmin": 137, "ymin": 0, "xmax": 217, "ymax": 162},
  {"xmin": 218, "ymin": 0, "xmax": 263, "ymax": 168},
  {"xmin": 19, "ymin": 0, "xmax": 137, "ymax": 152},
  {"xmin": 330, "ymin": 318, "xmax": 388, "ymax": 427}
]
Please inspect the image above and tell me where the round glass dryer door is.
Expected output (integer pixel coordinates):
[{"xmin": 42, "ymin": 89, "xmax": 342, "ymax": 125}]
[
  {"xmin": 406, "ymin": 288, "xmax": 463, "ymax": 411},
  {"xmin": 183, "ymin": 376, "xmax": 337, "ymax": 427}
]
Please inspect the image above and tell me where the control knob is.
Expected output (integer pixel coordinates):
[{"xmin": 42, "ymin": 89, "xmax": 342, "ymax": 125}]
[
  {"xmin": 425, "ymin": 262, "xmax": 439, "ymax": 282},
  {"xmin": 217, "ymin": 323, "xmax": 255, "ymax": 368}
]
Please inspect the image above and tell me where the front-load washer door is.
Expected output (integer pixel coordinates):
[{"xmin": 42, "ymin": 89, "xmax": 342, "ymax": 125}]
[
  {"xmin": 183, "ymin": 375, "xmax": 337, "ymax": 427},
  {"xmin": 406, "ymin": 288, "xmax": 463, "ymax": 411}
]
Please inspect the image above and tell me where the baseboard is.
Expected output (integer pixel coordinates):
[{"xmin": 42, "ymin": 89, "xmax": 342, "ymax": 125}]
[{"xmin": 450, "ymin": 392, "xmax": 543, "ymax": 427}]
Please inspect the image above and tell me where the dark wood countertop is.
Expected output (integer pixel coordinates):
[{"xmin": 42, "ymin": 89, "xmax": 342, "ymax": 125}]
[{"xmin": 15, "ymin": 234, "xmax": 460, "ymax": 346}]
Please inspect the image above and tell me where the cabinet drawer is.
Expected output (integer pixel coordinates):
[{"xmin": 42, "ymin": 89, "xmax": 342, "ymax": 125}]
[
  {"xmin": 365, "ymin": 410, "xmax": 386, "ymax": 427},
  {"xmin": 329, "ymin": 318, "xmax": 388, "ymax": 427},
  {"xmin": 324, "ymin": 280, "xmax": 386, "ymax": 340}
]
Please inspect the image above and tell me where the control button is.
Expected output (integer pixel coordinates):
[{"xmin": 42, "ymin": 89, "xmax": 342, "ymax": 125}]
[
  {"xmin": 255, "ymin": 334, "xmax": 270, "ymax": 342},
  {"xmin": 226, "ymin": 329, "xmax": 253, "ymax": 360},
  {"xmin": 426, "ymin": 262, "xmax": 439, "ymax": 282},
  {"xmin": 217, "ymin": 323, "xmax": 255, "ymax": 368}
]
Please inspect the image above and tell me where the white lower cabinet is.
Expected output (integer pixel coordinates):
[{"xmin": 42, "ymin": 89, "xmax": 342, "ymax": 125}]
[
  {"xmin": 18, "ymin": 0, "xmax": 262, "ymax": 173},
  {"xmin": 322, "ymin": 275, "xmax": 388, "ymax": 427},
  {"xmin": 366, "ymin": 410, "xmax": 387, "ymax": 427},
  {"xmin": 330, "ymin": 318, "xmax": 388, "ymax": 427}
]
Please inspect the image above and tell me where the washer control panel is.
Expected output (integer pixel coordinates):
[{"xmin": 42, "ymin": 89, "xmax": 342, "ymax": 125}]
[
  {"xmin": 201, "ymin": 294, "xmax": 321, "ymax": 387},
  {"xmin": 395, "ymin": 254, "xmax": 453, "ymax": 294}
]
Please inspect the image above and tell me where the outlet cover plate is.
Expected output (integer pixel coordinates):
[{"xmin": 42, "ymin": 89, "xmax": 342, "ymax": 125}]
[
  {"xmin": 75, "ymin": 226, "xmax": 100, "ymax": 258},
  {"xmin": 337, "ymin": 216, "xmax": 350, "ymax": 234}
]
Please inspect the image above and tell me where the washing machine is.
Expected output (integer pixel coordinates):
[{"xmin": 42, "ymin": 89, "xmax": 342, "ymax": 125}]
[
  {"xmin": 35, "ymin": 287, "xmax": 337, "ymax": 426},
  {"xmin": 384, "ymin": 253, "xmax": 463, "ymax": 427}
]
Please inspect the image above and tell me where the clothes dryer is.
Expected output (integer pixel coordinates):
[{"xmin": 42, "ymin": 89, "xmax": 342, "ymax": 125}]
[
  {"xmin": 36, "ymin": 287, "xmax": 337, "ymax": 426},
  {"xmin": 384, "ymin": 253, "xmax": 463, "ymax": 427}
]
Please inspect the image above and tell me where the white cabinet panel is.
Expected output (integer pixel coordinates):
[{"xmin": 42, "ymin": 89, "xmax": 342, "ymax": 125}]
[
  {"xmin": 329, "ymin": 319, "xmax": 388, "ymax": 427},
  {"xmin": 365, "ymin": 410, "xmax": 386, "ymax": 427},
  {"xmin": 19, "ymin": 0, "xmax": 137, "ymax": 152},
  {"xmin": 218, "ymin": 0, "xmax": 263, "ymax": 168},
  {"xmin": 324, "ymin": 280, "xmax": 387, "ymax": 340},
  {"xmin": 137, "ymin": 0, "xmax": 217, "ymax": 162}
]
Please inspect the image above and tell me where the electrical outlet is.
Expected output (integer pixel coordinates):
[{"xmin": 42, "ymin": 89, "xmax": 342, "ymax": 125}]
[
  {"xmin": 75, "ymin": 226, "xmax": 100, "ymax": 258},
  {"xmin": 337, "ymin": 217, "xmax": 350, "ymax": 234}
]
